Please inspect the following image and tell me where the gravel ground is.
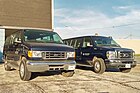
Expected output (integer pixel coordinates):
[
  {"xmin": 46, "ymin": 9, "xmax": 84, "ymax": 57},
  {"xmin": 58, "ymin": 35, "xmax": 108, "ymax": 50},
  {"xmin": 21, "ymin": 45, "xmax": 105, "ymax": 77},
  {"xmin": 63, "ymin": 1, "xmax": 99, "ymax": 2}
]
[{"xmin": 0, "ymin": 63, "xmax": 140, "ymax": 93}]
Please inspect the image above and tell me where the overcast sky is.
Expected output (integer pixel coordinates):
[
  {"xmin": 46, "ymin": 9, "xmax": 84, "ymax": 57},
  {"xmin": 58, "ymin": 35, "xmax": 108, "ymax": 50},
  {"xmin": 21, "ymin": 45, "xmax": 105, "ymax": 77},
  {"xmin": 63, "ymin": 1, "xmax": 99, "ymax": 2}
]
[{"xmin": 54, "ymin": 0, "xmax": 140, "ymax": 39}]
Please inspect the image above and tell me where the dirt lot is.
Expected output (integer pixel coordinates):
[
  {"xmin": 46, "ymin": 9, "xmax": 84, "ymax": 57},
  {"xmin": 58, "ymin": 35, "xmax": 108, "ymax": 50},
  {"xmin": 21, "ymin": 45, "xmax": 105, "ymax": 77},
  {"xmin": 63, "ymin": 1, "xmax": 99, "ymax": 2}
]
[{"xmin": 0, "ymin": 63, "xmax": 140, "ymax": 93}]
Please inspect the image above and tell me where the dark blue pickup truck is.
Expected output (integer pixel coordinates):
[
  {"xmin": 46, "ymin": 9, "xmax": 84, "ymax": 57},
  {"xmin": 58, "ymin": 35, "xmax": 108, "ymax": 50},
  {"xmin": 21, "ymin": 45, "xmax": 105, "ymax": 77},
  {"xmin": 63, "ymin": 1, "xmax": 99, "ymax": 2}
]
[
  {"xmin": 3, "ymin": 29, "xmax": 76, "ymax": 81},
  {"xmin": 63, "ymin": 36, "xmax": 136, "ymax": 74}
]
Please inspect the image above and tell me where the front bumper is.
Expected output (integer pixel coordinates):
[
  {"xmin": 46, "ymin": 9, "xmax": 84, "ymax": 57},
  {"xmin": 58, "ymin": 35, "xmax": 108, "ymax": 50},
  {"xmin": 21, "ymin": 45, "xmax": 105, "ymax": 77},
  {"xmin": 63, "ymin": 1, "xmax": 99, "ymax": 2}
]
[
  {"xmin": 105, "ymin": 59, "xmax": 137, "ymax": 69},
  {"xmin": 26, "ymin": 60, "xmax": 76, "ymax": 72}
]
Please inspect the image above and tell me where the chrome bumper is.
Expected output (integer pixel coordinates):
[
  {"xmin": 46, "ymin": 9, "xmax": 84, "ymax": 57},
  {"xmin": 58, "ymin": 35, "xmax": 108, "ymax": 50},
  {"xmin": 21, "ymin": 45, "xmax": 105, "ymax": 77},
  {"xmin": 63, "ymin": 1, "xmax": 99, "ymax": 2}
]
[
  {"xmin": 26, "ymin": 61, "xmax": 76, "ymax": 72},
  {"xmin": 105, "ymin": 59, "xmax": 137, "ymax": 69}
]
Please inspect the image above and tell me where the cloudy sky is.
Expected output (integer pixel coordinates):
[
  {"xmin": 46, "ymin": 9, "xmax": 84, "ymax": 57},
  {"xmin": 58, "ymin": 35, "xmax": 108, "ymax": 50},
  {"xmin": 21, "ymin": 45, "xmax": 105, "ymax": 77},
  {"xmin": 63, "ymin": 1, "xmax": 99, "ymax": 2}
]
[{"xmin": 54, "ymin": 0, "xmax": 140, "ymax": 39}]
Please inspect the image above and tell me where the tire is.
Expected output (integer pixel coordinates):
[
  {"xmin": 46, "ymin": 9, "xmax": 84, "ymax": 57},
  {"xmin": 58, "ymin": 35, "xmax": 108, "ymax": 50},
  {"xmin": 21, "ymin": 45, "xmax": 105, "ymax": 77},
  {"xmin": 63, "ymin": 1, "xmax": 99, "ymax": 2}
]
[
  {"xmin": 62, "ymin": 71, "xmax": 74, "ymax": 77},
  {"xmin": 19, "ymin": 57, "xmax": 31, "ymax": 81},
  {"xmin": 119, "ymin": 68, "xmax": 131, "ymax": 73},
  {"xmin": 92, "ymin": 58, "xmax": 106, "ymax": 74},
  {"xmin": 4, "ymin": 56, "xmax": 11, "ymax": 71}
]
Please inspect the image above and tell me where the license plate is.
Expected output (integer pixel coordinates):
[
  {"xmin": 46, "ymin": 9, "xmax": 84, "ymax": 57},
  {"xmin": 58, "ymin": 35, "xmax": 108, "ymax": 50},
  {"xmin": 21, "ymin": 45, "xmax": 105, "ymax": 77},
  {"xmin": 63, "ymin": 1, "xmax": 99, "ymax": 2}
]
[
  {"xmin": 125, "ymin": 64, "xmax": 131, "ymax": 68},
  {"xmin": 68, "ymin": 65, "xmax": 75, "ymax": 70}
]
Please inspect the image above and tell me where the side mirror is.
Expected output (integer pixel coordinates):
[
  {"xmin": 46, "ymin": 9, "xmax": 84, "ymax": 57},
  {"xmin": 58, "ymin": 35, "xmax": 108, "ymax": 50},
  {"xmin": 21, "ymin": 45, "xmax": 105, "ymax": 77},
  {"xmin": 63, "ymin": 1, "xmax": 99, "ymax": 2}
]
[{"xmin": 14, "ymin": 38, "xmax": 21, "ymax": 44}]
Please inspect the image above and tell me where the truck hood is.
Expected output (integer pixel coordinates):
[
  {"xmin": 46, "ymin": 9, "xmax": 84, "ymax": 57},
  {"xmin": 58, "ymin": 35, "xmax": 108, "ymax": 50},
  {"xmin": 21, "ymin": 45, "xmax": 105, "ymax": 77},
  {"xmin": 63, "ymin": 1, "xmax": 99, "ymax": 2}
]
[
  {"xmin": 99, "ymin": 46, "xmax": 134, "ymax": 52},
  {"xmin": 24, "ymin": 42, "xmax": 74, "ymax": 51}
]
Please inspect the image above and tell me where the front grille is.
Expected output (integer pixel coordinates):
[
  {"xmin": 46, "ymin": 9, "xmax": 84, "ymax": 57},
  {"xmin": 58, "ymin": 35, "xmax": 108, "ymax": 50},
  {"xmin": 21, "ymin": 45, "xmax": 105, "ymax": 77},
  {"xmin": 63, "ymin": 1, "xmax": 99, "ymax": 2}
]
[
  {"xmin": 119, "ymin": 51, "xmax": 133, "ymax": 58},
  {"xmin": 42, "ymin": 52, "xmax": 66, "ymax": 59}
]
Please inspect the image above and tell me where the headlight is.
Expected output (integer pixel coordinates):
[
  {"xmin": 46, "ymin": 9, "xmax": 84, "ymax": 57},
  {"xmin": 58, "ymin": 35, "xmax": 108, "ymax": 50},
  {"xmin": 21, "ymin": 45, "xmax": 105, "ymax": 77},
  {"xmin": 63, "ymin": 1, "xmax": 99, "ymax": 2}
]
[
  {"xmin": 106, "ymin": 51, "xmax": 116, "ymax": 59},
  {"xmin": 67, "ymin": 52, "xmax": 75, "ymax": 58},
  {"xmin": 28, "ymin": 51, "xmax": 42, "ymax": 58}
]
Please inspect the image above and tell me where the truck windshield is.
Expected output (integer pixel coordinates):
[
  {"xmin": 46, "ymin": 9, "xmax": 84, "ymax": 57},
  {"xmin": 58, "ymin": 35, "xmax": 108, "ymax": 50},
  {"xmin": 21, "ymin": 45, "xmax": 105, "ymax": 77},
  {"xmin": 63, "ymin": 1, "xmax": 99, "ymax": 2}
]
[
  {"xmin": 93, "ymin": 37, "xmax": 120, "ymax": 47},
  {"xmin": 24, "ymin": 30, "xmax": 63, "ymax": 44}
]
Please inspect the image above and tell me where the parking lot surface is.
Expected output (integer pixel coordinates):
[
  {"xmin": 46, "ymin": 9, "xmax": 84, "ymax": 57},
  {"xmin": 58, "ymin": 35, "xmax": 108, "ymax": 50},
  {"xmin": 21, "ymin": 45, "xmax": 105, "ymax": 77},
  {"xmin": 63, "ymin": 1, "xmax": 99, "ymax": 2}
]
[{"xmin": 0, "ymin": 63, "xmax": 140, "ymax": 93}]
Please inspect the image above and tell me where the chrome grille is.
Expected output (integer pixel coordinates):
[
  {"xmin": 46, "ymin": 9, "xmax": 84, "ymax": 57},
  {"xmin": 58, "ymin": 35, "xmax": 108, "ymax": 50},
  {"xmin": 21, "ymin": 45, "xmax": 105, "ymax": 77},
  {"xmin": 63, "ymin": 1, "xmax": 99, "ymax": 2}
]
[
  {"xmin": 42, "ymin": 52, "xmax": 66, "ymax": 59},
  {"xmin": 119, "ymin": 51, "xmax": 133, "ymax": 58}
]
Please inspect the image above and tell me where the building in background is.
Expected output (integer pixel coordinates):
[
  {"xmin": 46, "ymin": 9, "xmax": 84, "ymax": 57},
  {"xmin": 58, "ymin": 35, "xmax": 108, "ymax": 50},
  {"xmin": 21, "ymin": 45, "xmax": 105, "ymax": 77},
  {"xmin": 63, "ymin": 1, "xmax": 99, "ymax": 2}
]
[
  {"xmin": 0, "ymin": 0, "xmax": 53, "ymax": 61},
  {"xmin": 0, "ymin": 0, "xmax": 53, "ymax": 29}
]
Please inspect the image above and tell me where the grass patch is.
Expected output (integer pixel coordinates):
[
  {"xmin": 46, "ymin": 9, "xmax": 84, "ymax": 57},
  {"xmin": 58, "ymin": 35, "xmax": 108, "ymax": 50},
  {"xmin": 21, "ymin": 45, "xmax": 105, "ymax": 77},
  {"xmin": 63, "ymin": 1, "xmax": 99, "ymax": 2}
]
[{"xmin": 135, "ymin": 54, "xmax": 140, "ymax": 56}]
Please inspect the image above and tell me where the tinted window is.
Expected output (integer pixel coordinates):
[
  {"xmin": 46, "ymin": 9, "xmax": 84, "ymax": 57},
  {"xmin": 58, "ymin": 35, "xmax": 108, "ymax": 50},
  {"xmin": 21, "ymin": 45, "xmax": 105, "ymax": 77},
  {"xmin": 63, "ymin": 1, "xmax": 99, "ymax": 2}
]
[
  {"xmin": 66, "ymin": 40, "xmax": 71, "ymax": 46},
  {"xmin": 5, "ymin": 37, "xmax": 11, "ymax": 45},
  {"xmin": 73, "ymin": 39, "xmax": 77, "ymax": 48},
  {"xmin": 64, "ymin": 38, "xmax": 82, "ymax": 48},
  {"xmin": 75, "ymin": 38, "xmax": 82, "ymax": 48},
  {"xmin": 82, "ymin": 37, "xmax": 92, "ymax": 47},
  {"xmin": 70, "ymin": 39, "xmax": 76, "ymax": 47},
  {"xmin": 10, "ymin": 34, "xmax": 16, "ymax": 45},
  {"xmin": 24, "ymin": 30, "xmax": 63, "ymax": 44}
]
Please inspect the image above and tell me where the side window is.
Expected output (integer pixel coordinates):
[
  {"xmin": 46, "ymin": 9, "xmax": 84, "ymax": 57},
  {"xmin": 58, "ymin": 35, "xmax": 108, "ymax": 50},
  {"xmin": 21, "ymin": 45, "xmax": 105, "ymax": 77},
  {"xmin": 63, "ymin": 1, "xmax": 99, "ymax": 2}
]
[
  {"xmin": 66, "ymin": 40, "xmax": 69, "ymax": 45},
  {"xmin": 70, "ymin": 39, "xmax": 75, "ymax": 47},
  {"xmin": 74, "ymin": 39, "xmax": 77, "ymax": 48},
  {"xmin": 75, "ymin": 38, "xmax": 82, "ymax": 48},
  {"xmin": 53, "ymin": 34, "xmax": 60, "ymax": 42},
  {"xmin": 63, "ymin": 40, "xmax": 67, "ymax": 45},
  {"xmin": 82, "ymin": 37, "xmax": 92, "ymax": 47},
  {"xmin": 5, "ymin": 37, "xmax": 10, "ymax": 45},
  {"xmin": 69, "ymin": 40, "xmax": 73, "ymax": 46},
  {"xmin": 63, "ymin": 41, "xmax": 66, "ymax": 44},
  {"xmin": 67, "ymin": 40, "xmax": 71, "ymax": 46},
  {"xmin": 10, "ymin": 34, "xmax": 16, "ymax": 45}
]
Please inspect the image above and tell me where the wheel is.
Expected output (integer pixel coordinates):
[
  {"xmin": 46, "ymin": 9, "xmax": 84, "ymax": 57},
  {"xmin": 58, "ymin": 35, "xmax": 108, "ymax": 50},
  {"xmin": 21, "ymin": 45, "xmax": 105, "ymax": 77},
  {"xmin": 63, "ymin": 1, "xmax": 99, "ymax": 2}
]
[
  {"xmin": 4, "ymin": 56, "xmax": 11, "ymax": 71},
  {"xmin": 19, "ymin": 57, "xmax": 31, "ymax": 81},
  {"xmin": 119, "ymin": 68, "xmax": 131, "ymax": 73},
  {"xmin": 62, "ymin": 71, "xmax": 74, "ymax": 77},
  {"xmin": 92, "ymin": 58, "xmax": 106, "ymax": 74}
]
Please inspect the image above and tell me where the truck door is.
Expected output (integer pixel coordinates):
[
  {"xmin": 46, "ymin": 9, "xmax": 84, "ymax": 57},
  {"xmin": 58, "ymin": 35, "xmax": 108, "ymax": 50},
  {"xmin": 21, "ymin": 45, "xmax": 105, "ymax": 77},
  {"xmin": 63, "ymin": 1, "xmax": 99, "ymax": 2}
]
[
  {"xmin": 6, "ymin": 34, "xmax": 16, "ymax": 61},
  {"xmin": 7, "ymin": 31, "xmax": 21, "ymax": 67},
  {"xmin": 4, "ymin": 36, "xmax": 12, "ymax": 60},
  {"xmin": 74, "ymin": 38, "xmax": 82, "ymax": 62},
  {"xmin": 80, "ymin": 37, "xmax": 93, "ymax": 65},
  {"xmin": 13, "ymin": 31, "xmax": 22, "ymax": 64}
]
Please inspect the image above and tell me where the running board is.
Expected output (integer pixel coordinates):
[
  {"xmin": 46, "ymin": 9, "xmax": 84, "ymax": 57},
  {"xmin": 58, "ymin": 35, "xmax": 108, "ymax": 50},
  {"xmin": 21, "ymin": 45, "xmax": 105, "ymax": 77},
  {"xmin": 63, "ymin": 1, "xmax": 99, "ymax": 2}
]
[{"xmin": 76, "ymin": 63, "xmax": 93, "ymax": 67}]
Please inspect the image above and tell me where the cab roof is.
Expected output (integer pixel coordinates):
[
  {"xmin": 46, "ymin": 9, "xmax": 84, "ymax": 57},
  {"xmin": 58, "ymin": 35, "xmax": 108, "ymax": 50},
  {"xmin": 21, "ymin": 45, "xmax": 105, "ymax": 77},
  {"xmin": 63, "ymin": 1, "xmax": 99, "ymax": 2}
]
[{"xmin": 63, "ymin": 35, "xmax": 111, "ymax": 40}]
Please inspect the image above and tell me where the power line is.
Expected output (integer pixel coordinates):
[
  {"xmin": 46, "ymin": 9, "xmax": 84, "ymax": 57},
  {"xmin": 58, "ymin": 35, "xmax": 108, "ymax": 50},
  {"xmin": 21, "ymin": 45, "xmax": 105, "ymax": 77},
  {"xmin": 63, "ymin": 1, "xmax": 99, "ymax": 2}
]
[
  {"xmin": 123, "ymin": 34, "xmax": 140, "ymax": 39},
  {"xmin": 63, "ymin": 23, "xmax": 140, "ymax": 39},
  {"xmin": 93, "ymin": 22, "xmax": 140, "ymax": 30},
  {"xmin": 65, "ymin": 22, "xmax": 140, "ymax": 30},
  {"xmin": 112, "ymin": 22, "xmax": 140, "ymax": 28},
  {"xmin": 123, "ymin": 34, "xmax": 132, "ymax": 39}
]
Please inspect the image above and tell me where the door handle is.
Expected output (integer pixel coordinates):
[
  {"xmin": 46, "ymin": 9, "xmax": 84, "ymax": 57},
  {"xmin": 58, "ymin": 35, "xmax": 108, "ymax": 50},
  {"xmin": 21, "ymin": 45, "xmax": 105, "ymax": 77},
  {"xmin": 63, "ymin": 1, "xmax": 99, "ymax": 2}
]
[{"xmin": 94, "ymin": 48, "xmax": 97, "ymax": 50}]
